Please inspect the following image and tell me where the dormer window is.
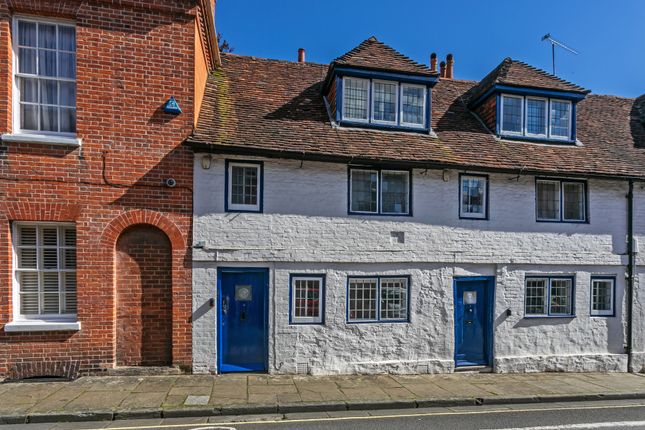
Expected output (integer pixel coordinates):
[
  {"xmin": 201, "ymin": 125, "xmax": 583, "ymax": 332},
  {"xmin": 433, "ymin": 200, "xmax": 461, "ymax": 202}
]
[
  {"xmin": 499, "ymin": 94, "xmax": 572, "ymax": 141},
  {"xmin": 342, "ymin": 77, "xmax": 369, "ymax": 122}
]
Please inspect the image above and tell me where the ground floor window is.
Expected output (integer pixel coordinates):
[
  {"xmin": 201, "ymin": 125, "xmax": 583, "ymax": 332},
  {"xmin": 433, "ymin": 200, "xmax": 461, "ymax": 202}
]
[
  {"xmin": 524, "ymin": 276, "xmax": 574, "ymax": 317},
  {"xmin": 290, "ymin": 275, "xmax": 325, "ymax": 324},
  {"xmin": 591, "ymin": 277, "xmax": 615, "ymax": 317},
  {"xmin": 348, "ymin": 276, "xmax": 409, "ymax": 322},
  {"xmin": 13, "ymin": 223, "xmax": 77, "ymax": 320}
]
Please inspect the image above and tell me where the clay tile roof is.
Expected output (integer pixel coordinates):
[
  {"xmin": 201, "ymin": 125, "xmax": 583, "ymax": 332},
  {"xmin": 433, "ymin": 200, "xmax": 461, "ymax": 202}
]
[
  {"xmin": 470, "ymin": 57, "xmax": 590, "ymax": 104},
  {"xmin": 331, "ymin": 36, "xmax": 437, "ymax": 77},
  {"xmin": 188, "ymin": 53, "xmax": 645, "ymax": 180}
]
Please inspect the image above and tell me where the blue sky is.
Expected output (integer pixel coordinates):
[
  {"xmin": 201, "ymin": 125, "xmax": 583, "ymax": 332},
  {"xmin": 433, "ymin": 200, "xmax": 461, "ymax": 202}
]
[{"xmin": 217, "ymin": 0, "xmax": 644, "ymax": 98}]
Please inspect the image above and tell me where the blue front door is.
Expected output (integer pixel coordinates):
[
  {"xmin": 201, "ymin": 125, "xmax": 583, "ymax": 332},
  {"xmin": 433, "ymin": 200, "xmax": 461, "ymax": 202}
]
[
  {"xmin": 454, "ymin": 278, "xmax": 493, "ymax": 367},
  {"xmin": 218, "ymin": 268, "xmax": 268, "ymax": 373}
]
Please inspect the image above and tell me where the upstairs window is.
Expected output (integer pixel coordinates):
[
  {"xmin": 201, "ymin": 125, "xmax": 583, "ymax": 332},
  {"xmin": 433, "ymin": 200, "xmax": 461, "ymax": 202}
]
[
  {"xmin": 349, "ymin": 167, "xmax": 410, "ymax": 215},
  {"xmin": 499, "ymin": 94, "xmax": 573, "ymax": 141},
  {"xmin": 460, "ymin": 174, "xmax": 488, "ymax": 219},
  {"xmin": 341, "ymin": 77, "xmax": 427, "ymax": 129},
  {"xmin": 226, "ymin": 160, "xmax": 263, "ymax": 212},
  {"xmin": 536, "ymin": 179, "xmax": 586, "ymax": 223},
  {"xmin": 14, "ymin": 18, "xmax": 76, "ymax": 135},
  {"xmin": 13, "ymin": 223, "xmax": 77, "ymax": 320}
]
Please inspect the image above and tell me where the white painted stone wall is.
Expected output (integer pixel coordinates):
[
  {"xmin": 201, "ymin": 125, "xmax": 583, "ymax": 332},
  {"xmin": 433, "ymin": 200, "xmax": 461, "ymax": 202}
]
[
  {"xmin": 192, "ymin": 154, "xmax": 640, "ymax": 374},
  {"xmin": 628, "ymin": 185, "xmax": 645, "ymax": 372}
]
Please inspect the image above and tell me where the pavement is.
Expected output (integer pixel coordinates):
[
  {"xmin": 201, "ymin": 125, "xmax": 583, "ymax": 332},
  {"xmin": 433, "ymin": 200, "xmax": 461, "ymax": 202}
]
[{"xmin": 2, "ymin": 372, "xmax": 645, "ymax": 425}]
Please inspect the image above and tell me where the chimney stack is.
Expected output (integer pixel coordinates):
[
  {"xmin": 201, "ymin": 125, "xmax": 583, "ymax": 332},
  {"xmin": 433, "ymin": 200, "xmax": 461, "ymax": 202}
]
[
  {"xmin": 446, "ymin": 53, "xmax": 454, "ymax": 79},
  {"xmin": 298, "ymin": 48, "xmax": 306, "ymax": 63},
  {"xmin": 430, "ymin": 52, "xmax": 437, "ymax": 72},
  {"xmin": 439, "ymin": 61, "xmax": 446, "ymax": 78}
]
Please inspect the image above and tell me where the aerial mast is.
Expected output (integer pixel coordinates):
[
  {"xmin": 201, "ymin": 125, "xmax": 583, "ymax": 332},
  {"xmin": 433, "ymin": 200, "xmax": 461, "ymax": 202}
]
[{"xmin": 541, "ymin": 33, "xmax": 579, "ymax": 75}]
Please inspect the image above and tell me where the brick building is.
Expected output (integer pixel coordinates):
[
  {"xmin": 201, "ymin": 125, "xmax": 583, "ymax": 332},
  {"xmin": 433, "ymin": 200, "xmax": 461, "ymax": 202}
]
[{"xmin": 0, "ymin": 0, "xmax": 219, "ymax": 378}]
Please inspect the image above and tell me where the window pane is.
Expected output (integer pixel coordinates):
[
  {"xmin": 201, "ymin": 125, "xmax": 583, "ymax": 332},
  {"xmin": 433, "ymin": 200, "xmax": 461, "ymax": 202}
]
[
  {"xmin": 351, "ymin": 170, "xmax": 377, "ymax": 213},
  {"xmin": 230, "ymin": 165, "xmax": 258, "ymax": 206},
  {"xmin": 58, "ymin": 52, "xmax": 76, "ymax": 79},
  {"xmin": 38, "ymin": 49, "xmax": 57, "ymax": 77},
  {"xmin": 20, "ymin": 78, "xmax": 38, "ymax": 103},
  {"xmin": 59, "ymin": 82, "xmax": 76, "ymax": 107},
  {"xmin": 40, "ymin": 80, "xmax": 58, "ymax": 105},
  {"xmin": 20, "ymin": 293, "xmax": 40, "ymax": 315},
  {"xmin": 63, "ymin": 227, "xmax": 76, "ymax": 247},
  {"xmin": 38, "ymin": 24, "xmax": 57, "ymax": 49},
  {"xmin": 563, "ymin": 182, "xmax": 585, "ymax": 221},
  {"xmin": 343, "ymin": 78, "xmax": 368, "ymax": 120},
  {"xmin": 348, "ymin": 279, "xmax": 377, "ymax": 321},
  {"xmin": 373, "ymin": 81, "xmax": 397, "ymax": 123},
  {"xmin": 58, "ymin": 26, "xmax": 76, "ymax": 51},
  {"xmin": 380, "ymin": 279, "xmax": 408, "ymax": 320},
  {"xmin": 18, "ymin": 47, "xmax": 37, "ymax": 74},
  {"xmin": 60, "ymin": 108, "xmax": 76, "ymax": 133},
  {"xmin": 401, "ymin": 85, "xmax": 424, "ymax": 125},
  {"xmin": 550, "ymin": 279, "xmax": 572, "ymax": 315},
  {"xmin": 381, "ymin": 171, "xmax": 409, "ymax": 214},
  {"xmin": 40, "ymin": 106, "xmax": 58, "ymax": 131},
  {"xmin": 537, "ymin": 180, "xmax": 560, "ymax": 220},
  {"xmin": 21, "ymin": 104, "xmax": 39, "ymax": 130},
  {"xmin": 18, "ymin": 248, "xmax": 37, "ymax": 269},
  {"xmin": 18, "ymin": 21, "xmax": 37, "ymax": 47},
  {"xmin": 550, "ymin": 100, "xmax": 571, "ymax": 138},
  {"xmin": 293, "ymin": 278, "xmax": 321, "ymax": 320},
  {"xmin": 526, "ymin": 98, "xmax": 546, "ymax": 135},
  {"xmin": 525, "ymin": 279, "xmax": 547, "ymax": 315},
  {"xmin": 461, "ymin": 176, "xmax": 486, "ymax": 216},
  {"xmin": 19, "ymin": 226, "xmax": 37, "ymax": 246},
  {"xmin": 592, "ymin": 280, "xmax": 613, "ymax": 314},
  {"xmin": 502, "ymin": 96, "xmax": 522, "ymax": 133}
]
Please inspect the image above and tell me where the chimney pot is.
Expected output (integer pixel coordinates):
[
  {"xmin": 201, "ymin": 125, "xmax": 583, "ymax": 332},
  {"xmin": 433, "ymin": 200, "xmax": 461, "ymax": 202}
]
[
  {"xmin": 439, "ymin": 61, "xmax": 446, "ymax": 78},
  {"xmin": 446, "ymin": 53, "xmax": 454, "ymax": 80},
  {"xmin": 430, "ymin": 52, "xmax": 437, "ymax": 72},
  {"xmin": 298, "ymin": 48, "xmax": 305, "ymax": 63}
]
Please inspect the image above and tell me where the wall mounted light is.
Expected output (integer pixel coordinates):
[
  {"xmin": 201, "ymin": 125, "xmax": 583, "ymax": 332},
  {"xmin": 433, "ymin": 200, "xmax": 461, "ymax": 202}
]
[
  {"xmin": 442, "ymin": 170, "xmax": 450, "ymax": 182},
  {"xmin": 201, "ymin": 155, "xmax": 212, "ymax": 169}
]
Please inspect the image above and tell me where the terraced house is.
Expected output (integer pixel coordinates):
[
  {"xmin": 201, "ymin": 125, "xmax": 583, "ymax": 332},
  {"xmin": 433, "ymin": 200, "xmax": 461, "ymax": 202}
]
[
  {"xmin": 0, "ymin": 0, "xmax": 219, "ymax": 378},
  {"xmin": 188, "ymin": 37, "xmax": 645, "ymax": 375}
]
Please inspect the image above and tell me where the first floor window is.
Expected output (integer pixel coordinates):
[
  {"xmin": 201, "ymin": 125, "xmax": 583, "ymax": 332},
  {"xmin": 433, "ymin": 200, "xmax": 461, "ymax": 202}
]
[
  {"xmin": 14, "ymin": 18, "xmax": 77, "ymax": 134},
  {"xmin": 536, "ymin": 179, "xmax": 586, "ymax": 222},
  {"xmin": 525, "ymin": 277, "xmax": 574, "ymax": 317},
  {"xmin": 226, "ymin": 160, "xmax": 262, "ymax": 212},
  {"xmin": 348, "ymin": 277, "xmax": 409, "ymax": 322},
  {"xmin": 349, "ymin": 168, "xmax": 410, "ymax": 215},
  {"xmin": 290, "ymin": 275, "xmax": 324, "ymax": 324},
  {"xmin": 13, "ymin": 223, "xmax": 77, "ymax": 319},
  {"xmin": 591, "ymin": 277, "xmax": 615, "ymax": 316},
  {"xmin": 460, "ymin": 174, "xmax": 488, "ymax": 219},
  {"xmin": 342, "ymin": 77, "xmax": 369, "ymax": 121}
]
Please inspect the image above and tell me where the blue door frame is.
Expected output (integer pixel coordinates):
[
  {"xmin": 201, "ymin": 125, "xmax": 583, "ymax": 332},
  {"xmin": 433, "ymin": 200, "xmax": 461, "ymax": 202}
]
[
  {"xmin": 217, "ymin": 267, "xmax": 269, "ymax": 373},
  {"xmin": 453, "ymin": 276, "xmax": 495, "ymax": 367}
]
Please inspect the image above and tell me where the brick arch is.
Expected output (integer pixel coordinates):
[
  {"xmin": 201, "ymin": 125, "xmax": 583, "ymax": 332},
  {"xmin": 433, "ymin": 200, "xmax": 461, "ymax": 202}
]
[{"xmin": 100, "ymin": 209, "xmax": 185, "ymax": 251}]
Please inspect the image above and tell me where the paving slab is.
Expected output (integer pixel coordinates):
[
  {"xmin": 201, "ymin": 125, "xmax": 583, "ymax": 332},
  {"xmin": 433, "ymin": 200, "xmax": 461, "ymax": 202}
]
[
  {"xmin": 63, "ymin": 391, "xmax": 130, "ymax": 411},
  {"xmin": 119, "ymin": 392, "xmax": 167, "ymax": 409}
]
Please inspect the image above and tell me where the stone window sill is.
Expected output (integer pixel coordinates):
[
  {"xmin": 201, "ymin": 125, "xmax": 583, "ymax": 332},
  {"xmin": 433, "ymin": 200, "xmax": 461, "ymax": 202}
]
[
  {"xmin": 1, "ymin": 133, "xmax": 82, "ymax": 146},
  {"xmin": 4, "ymin": 320, "xmax": 81, "ymax": 332}
]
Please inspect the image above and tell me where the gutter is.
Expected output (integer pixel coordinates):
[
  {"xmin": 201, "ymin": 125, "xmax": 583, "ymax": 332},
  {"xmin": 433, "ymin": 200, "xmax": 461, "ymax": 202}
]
[{"xmin": 627, "ymin": 179, "xmax": 635, "ymax": 371}]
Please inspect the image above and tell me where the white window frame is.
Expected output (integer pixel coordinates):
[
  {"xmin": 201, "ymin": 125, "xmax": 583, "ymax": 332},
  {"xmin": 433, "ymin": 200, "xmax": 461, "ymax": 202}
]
[
  {"xmin": 459, "ymin": 174, "xmax": 488, "ymax": 219},
  {"xmin": 12, "ymin": 15, "xmax": 77, "ymax": 138},
  {"xmin": 525, "ymin": 96, "xmax": 548, "ymax": 138},
  {"xmin": 371, "ymin": 79, "xmax": 399, "ymax": 125},
  {"xmin": 524, "ymin": 276, "xmax": 574, "ymax": 317},
  {"xmin": 290, "ymin": 276, "xmax": 324, "ymax": 324},
  {"xmin": 12, "ymin": 222, "xmax": 77, "ymax": 323},
  {"xmin": 399, "ymin": 83, "xmax": 426, "ymax": 128},
  {"xmin": 341, "ymin": 77, "xmax": 370, "ymax": 123},
  {"xmin": 226, "ymin": 161, "xmax": 262, "ymax": 212},
  {"xmin": 347, "ymin": 276, "xmax": 409, "ymax": 323},
  {"xmin": 500, "ymin": 94, "xmax": 524, "ymax": 136},
  {"xmin": 591, "ymin": 277, "xmax": 615, "ymax": 317},
  {"xmin": 548, "ymin": 99, "xmax": 572, "ymax": 141}
]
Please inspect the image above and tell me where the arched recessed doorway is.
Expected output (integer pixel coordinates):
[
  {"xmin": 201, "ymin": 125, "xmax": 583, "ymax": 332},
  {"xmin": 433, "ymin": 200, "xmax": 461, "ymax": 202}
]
[{"xmin": 116, "ymin": 224, "xmax": 172, "ymax": 366}]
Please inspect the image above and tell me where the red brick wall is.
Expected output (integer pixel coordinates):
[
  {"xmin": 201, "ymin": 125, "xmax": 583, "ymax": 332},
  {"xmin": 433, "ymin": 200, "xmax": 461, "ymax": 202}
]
[
  {"xmin": 116, "ymin": 225, "xmax": 172, "ymax": 367},
  {"xmin": 474, "ymin": 94, "xmax": 497, "ymax": 133},
  {"xmin": 0, "ymin": 0, "xmax": 203, "ymax": 377}
]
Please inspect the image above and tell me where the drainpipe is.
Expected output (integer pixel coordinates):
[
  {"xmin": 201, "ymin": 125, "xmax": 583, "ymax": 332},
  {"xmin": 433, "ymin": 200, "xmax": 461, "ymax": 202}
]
[{"xmin": 627, "ymin": 179, "xmax": 635, "ymax": 372}]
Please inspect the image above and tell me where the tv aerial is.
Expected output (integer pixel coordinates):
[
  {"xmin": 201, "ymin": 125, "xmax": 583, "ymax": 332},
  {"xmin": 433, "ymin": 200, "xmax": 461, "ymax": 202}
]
[{"xmin": 541, "ymin": 33, "xmax": 578, "ymax": 75}]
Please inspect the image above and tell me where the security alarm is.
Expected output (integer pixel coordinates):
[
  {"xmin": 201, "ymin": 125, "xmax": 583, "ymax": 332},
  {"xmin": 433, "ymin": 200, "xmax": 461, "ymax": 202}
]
[{"xmin": 165, "ymin": 178, "xmax": 177, "ymax": 188}]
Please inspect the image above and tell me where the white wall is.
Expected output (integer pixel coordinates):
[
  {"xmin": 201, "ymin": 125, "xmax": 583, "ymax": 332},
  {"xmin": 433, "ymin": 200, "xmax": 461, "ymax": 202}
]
[{"xmin": 192, "ymin": 154, "xmax": 637, "ymax": 374}]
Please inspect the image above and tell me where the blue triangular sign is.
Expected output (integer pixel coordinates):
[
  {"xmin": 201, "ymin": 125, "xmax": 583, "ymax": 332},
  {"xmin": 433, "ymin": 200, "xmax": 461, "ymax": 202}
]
[{"xmin": 164, "ymin": 96, "xmax": 182, "ymax": 114}]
